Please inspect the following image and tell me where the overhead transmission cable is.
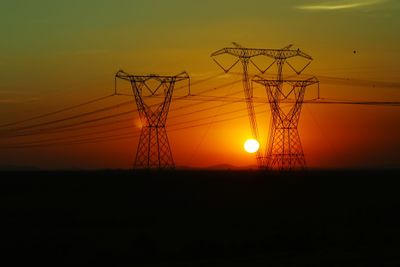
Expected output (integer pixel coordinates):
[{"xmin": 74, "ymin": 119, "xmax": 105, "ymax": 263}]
[
  {"xmin": 1, "ymin": 84, "xmax": 247, "ymax": 144},
  {"xmin": 0, "ymin": 94, "xmax": 114, "ymax": 129},
  {"xmin": 0, "ymin": 79, "xmax": 243, "ymax": 138},
  {"xmin": 0, "ymin": 73, "xmax": 224, "ymax": 131},
  {"xmin": 0, "ymin": 103, "xmax": 268, "ymax": 149}
]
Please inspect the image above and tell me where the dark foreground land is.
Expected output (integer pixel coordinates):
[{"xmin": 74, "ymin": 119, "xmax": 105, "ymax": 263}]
[{"xmin": 2, "ymin": 169, "xmax": 400, "ymax": 266}]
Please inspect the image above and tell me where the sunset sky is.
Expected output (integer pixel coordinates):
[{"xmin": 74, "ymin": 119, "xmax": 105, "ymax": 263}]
[{"xmin": 0, "ymin": 0, "xmax": 399, "ymax": 169}]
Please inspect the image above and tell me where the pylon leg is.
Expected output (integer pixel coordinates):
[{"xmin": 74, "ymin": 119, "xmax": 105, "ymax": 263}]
[
  {"xmin": 134, "ymin": 126, "xmax": 174, "ymax": 169},
  {"xmin": 264, "ymin": 83, "xmax": 308, "ymax": 170},
  {"xmin": 267, "ymin": 126, "xmax": 306, "ymax": 170},
  {"xmin": 134, "ymin": 126, "xmax": 150, "ymax": 168},
  {"xmin": 156, "ymin": 127, "xmax": 174, "ymax": 168}
]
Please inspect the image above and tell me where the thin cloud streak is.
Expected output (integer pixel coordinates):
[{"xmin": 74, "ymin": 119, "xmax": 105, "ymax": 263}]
[{"xmin": 296, "ymin": 0, "xmax": 386, "ymax": 11}]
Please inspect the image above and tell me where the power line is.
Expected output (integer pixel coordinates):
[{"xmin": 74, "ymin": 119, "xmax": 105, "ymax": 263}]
[
  {"xmin": 0, "ymin": 97, "xmax": 257, "ymax": 148},
  {"xmin": 0, "ymin": 73, "xmax": 226, "ymax": 131},
  {"xmin": 2, "ymin": 93, "xmax": 398, "ymax": 143},
  {"xmin": 5, "ymin": 94, "xmax": 397, "ymax": 150},
  {"xmin": 0, "ymin": 99, "xmax": 135, "ymax": 134},
  {"xmin": 304, "ymin": 99, "xmax": 400, "ymax": 106},
  {"xmin": 2, "ymin": 73, "xmax": 396, "ymax": 137},
  {"xmin": 0, "ymin": 94, "xmax": 114, "ymax": 128},
  {"xmin": 0, "ymin": 79, "xmax": 243, "ymax": 138},
  {"xmin": 172, "ymin": 95, "xmax": 400, "ymax": 106},
  {"xmin": 1, "ymin": 110, "xmax": 136, "ymax": 138},
  {"xmin": 0, "ymin": 102, "xmax": 268, "ymax": 149},
  {"xmin": 0, "ymin": 113, "xmax": 249, "ymax": 149},
  {"xmin": 1, "ymin": 67, "xmax": 399, "ymax": 153}
]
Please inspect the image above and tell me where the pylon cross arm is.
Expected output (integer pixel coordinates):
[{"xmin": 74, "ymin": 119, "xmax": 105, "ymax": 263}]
[
  {"xmin": 253, "ymin": 77, "xmax": 319, "ymax": 87},
  {"xmin": 212, "ymin": 57, "xmax": 240, "ymax": 73},
  {"xmin": 250, "ymin": 58, "xmax": 276, "ymax": 74},
  {"xmin": 286, "ymin": 60, "xmax": 312, "ymax": 75},
  {"xmin": 211, "ymin": 47, "xmax": 272, "ymax": 59},
  {"xmin": 142, "ymin": 80, "xmax": 164, "ymax": 96},
  {"xmin": 286, "ymin": 77, "xmax": 319, "ymax": 87},
  {"xmin": 116, "ymin": 71, "xmax": 189, "ymax": 83},
  {"xmin": 211, "ymin": 47, "xmax": 313, "ymax": 60}
]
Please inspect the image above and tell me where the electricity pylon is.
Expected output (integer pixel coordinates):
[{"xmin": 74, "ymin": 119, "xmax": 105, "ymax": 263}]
[
  {"xmin": 211, "ymin": 43, "xmax": 314, "ymax": 168},
  {"xmin": 253, "ymin": 77, "xmax": 318, "ymax": 170},
  {"xmin": 251, "ymin": 45, "xmax": 318, "ymax": 170},
  {"xmin": 115, "ymin": 70, "xmax": 190, "ymax": 169},
  {"xmin": 211, "ymin": 43, "xmax": 268, "ymax": 167}
]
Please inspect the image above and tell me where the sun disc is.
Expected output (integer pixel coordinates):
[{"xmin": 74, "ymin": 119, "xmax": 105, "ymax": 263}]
[{"xmin": 244, "ymin": 139, "xmax": 260, "ymax": 154}]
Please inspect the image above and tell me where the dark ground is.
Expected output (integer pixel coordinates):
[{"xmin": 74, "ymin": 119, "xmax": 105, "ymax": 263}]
[{"xmin": 1, "ymin": 169, "xmax": 400, "ymax": 266}]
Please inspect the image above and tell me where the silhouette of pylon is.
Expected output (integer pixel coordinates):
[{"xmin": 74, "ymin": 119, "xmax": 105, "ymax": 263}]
[
  {"xmin": 211, "ymin": 43, "xmax": 317, "ymax": 168},
  {"xmin": 115, "ymin": 70, "xmax": 190, "ymax": 169},
  {"xmin": 253, "ymin": 78, "xmax": 318, "ymax": 170},
  {"xmin": 211, "ymin": 43, "xmax": 268, "ymax": 168}
]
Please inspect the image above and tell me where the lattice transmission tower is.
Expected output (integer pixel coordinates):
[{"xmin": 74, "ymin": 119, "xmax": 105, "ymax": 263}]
[
  {"xmin": 253, "ymin": 78, "xmax": 318, "ymax": 170},
  {"xmin": 115, "ymin": 70, "xmax": 190, "ymax": 169},
  {"xmin": 211, "ymin": 43, "xmax": 270, "ymax": 167},
  {"xmin": 252, "ymin": 45, "xmax": 318, "ymax": 170},
  {"xmin": 211, "ymin": 43, "xmax": 318, "ymax": 168}
]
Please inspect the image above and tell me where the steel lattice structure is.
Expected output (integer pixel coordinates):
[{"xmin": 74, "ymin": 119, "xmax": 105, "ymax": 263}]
[
  {"xmin": 253, "ymin": 77, "xmax": 318, "ymax": 170},
  {"xmin": 211, "ymin": 43, "xmax": 314, "ymax": 168},
  {"xmin": 211, "ymin": 43, "xmax": 265, "ymax": 167},
  {"xmin": 211, "ymin": 43, "xmax": 316, "ymax": 169},
  {"xmin": 115, "ymin": 70, "xmax": 189, "ymax": 169},
  {"xmin": 257, "ymin": 46, "xmax": 316, "ymax": 170},
  {"xmin": 250, "ymin": 45, "xmax": 317, "ymax": 170}
]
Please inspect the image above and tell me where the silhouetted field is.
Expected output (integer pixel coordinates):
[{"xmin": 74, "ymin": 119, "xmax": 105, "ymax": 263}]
[{"xmin": 2, "ymin": 170, "xmax": 400, "ymax": 266}]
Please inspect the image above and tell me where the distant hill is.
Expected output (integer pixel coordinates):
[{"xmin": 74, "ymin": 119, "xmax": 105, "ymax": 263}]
[
  {"xmin": 206, "ymin": 164, "xmax": 258, "ymax": 170},
  {"xmin": 0, "ymin": 165, "xmax": 40, "ymax": 171},
  {"xmin": 176, "ymin": 164, "xmax": 257, "ymax": 170}
]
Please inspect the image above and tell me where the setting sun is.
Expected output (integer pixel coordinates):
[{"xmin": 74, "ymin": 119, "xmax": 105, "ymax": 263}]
[{"xmin": 244, "ymin": 139, "xmax": 260, "ymax": 154}]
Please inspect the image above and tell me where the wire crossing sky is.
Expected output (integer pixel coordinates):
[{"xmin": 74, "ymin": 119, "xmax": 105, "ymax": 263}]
[{"xmin": 0, "ymin": 0, "xmax": 399, "ymax": 169}]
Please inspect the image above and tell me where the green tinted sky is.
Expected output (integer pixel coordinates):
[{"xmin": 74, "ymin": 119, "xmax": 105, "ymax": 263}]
[{"xmin": 1, "ymin": 0, "xmax": 399, "ymax": 91}]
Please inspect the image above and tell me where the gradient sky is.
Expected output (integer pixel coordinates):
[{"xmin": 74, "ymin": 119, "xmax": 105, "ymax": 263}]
[{"xmin": 0, "ymin": 0, "xmax": 399, "ymax": 169}]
